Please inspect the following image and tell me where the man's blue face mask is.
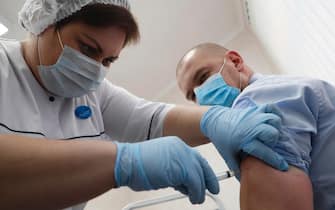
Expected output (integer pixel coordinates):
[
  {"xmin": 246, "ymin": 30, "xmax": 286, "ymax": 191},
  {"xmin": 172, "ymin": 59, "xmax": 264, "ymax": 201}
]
[{"xmin": 194, "ymin": 59, "xmax": 241, "ymax": 107}]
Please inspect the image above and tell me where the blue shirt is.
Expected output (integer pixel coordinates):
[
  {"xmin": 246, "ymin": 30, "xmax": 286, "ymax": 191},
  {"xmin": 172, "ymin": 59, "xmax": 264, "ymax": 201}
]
[{"xmin": 233, "ymin": 74, "xmax": 335, "ymax": 209}]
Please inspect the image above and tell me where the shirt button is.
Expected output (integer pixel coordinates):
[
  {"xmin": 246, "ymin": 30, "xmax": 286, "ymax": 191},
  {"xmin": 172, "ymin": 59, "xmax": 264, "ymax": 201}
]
[{"xmin": 49, "ymin": 96, "xmax": 55, "ymax": 102}]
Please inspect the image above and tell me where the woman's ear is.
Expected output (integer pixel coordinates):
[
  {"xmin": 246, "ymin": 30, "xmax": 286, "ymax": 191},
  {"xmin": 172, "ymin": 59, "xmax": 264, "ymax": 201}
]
[{"xmin": 226, "ymin": 50, "xmax": 244, "ymax": 72}]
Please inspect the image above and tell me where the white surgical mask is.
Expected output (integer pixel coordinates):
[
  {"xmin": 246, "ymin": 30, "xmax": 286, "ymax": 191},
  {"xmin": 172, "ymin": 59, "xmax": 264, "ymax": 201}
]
[{"xmin": 37, "ymin": 30, "xmax": 108, "ymax": 98}]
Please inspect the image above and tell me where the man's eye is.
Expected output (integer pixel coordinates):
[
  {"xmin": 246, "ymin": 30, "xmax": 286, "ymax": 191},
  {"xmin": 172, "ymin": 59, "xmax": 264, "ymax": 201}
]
[
  {"xmin": 191, "ymin": 92, "xmax": 196, "ymax": 102},
  {"xmin": 199, "ymin": 73, "xmax": 208, "ymax": 84}
]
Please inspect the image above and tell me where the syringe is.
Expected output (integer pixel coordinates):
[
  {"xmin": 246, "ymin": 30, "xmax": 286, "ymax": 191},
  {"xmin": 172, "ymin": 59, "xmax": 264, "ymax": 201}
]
[{"xmin": 216, "ymin": 170, "xmax": 235, "ymax": 181}]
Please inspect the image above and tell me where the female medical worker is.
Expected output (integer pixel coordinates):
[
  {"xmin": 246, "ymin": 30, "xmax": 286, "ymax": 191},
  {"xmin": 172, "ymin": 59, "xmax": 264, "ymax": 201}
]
[{"xmin": 0, "ymin": 0, "xmax": 287, "ymax": 209}]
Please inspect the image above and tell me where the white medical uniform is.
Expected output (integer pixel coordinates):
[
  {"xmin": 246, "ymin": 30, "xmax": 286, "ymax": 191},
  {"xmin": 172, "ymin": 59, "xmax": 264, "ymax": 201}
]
[{"xmin": 0, "ymin": 39, "xmax": 174, "ymax": 210}]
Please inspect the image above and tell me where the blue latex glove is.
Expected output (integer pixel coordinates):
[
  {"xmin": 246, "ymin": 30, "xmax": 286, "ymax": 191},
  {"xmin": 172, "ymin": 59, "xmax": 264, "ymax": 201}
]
[
  {"xmin": 114, "ymin": 136, "xmax": 219, "ymax": 204},
  {"xmin": 200, "ymin": 105, "xmax": 289, "ymax": 178}
]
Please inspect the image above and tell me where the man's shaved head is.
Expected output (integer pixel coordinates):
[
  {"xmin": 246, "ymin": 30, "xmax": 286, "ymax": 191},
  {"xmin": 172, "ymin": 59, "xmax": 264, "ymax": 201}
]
[
  {"xmin": 177, "ymin": 43, "xmax": 228, "ymax": 77},
  {"xmin": 176, "ymin": 43, "xmax": 229, "ymax": 101}
]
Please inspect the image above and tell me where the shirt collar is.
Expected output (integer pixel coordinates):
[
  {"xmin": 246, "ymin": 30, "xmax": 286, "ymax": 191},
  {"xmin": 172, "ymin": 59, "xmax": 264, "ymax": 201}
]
[{"xmin": 249, "ymin": 73, "xmax": 264, "ymax": 85}]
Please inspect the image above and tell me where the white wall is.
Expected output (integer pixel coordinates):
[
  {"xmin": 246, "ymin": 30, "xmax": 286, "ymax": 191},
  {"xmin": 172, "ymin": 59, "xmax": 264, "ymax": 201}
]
[
  {"xmin": 246, "ymin": 0, "xmax": 335, "ymax": 84},
  {"xmin": 108, "ymin": 0, "xmax": 245, "ymax": 101},
  {"xmin": 0, "ymin": 0, "xmax": 26, "ymax": 40},
  {"xmin": 0, "ymin": 14, "xmax": 25, "ymax": 40},
  {"xmin": 224, "ymin": 28, "xmax": 280, "ymax": 74}
]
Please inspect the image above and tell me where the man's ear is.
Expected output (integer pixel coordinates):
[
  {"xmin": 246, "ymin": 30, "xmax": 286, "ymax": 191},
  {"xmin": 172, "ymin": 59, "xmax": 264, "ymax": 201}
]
[{"xmin": 226, "ymin": 50, "xmax": 244, "ymax": 71}]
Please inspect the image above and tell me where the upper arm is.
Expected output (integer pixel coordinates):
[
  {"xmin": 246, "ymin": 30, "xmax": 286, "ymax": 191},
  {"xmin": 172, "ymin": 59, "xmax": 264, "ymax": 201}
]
[
  {"xmin": 99, "ymin": 81, "xmax": 173, "ymax": 142},
  {"xmin": 240, "ymin": 156, "xmax": 313, "ymax": 210}
]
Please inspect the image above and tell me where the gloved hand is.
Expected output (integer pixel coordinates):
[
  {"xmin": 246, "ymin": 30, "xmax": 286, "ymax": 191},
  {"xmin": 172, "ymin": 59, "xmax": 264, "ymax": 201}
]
[
  {"xmin": 114, "ymin": 136, "xmax": 219, "ymax": 204},
  {"xmin": 200, "ymin": 105, "xmax": 289, "ymax": 178}
]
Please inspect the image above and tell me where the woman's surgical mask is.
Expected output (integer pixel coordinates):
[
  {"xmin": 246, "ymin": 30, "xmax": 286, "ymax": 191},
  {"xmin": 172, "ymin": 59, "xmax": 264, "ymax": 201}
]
[
  {"xmin": 194, "ymin": 59, "xmax": 241, "ymax": 107},
  {"xmin": 37, "ymin": 30, "xmax": 108, "ymax": 98}
]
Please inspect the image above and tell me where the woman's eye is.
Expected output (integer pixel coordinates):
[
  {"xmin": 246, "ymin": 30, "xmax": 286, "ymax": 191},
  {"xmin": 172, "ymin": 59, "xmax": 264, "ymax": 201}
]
[
  {"xmin": 102, "ymin": 60, "xmax": 110, "ymax": 67},
  {"xmin": 79, "ymin": 42, "xmax": 98, "ymax": 57},
  {"xmin": 102, "ymin": 58, "xmax": 115, "ymax": 67}
]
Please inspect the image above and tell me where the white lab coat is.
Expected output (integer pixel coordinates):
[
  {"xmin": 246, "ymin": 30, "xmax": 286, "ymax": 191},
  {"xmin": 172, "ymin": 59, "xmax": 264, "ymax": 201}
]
[{"xmin": 0, "ymin": 39, "xmax": 174, "ymax": 210}]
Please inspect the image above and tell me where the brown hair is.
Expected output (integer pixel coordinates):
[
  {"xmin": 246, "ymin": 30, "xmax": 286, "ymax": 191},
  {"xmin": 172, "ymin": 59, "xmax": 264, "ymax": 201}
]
[{"xmin": 55, "ymin": 4, "xmax": 140, "ymax": 46}]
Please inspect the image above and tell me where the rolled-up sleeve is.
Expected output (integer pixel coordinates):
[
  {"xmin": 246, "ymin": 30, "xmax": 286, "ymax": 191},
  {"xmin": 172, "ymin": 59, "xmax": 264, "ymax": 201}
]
[
  {"xmin": 99, "ymin": 80, "xmax": 174, "ymax": 142},
  {"xmin": 233, "ymin": 76, "xmax": 320, "ymax": 173}
]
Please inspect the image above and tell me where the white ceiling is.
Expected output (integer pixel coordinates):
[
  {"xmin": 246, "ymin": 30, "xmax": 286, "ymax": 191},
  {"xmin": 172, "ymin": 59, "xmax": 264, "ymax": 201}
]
[
  {"xmin": 0, "ymin": 0, "xmax": 246, "ymax": 102},
  {"xmin": 0, "ymin": 0, "xmax": 25, "ymax": 39}
]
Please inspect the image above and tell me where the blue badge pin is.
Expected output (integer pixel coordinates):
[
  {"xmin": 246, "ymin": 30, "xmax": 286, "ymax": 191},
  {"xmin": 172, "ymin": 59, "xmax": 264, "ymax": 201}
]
[{"xmin": 75, "ymin": 106, "xmax": 92, "ymax": 119}]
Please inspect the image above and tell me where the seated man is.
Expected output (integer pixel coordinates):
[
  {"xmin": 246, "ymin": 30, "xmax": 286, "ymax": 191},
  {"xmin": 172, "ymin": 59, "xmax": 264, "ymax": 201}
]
[{"xmin": 176, "ymin": 43, "xmax": 335, "ymax": 210}]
